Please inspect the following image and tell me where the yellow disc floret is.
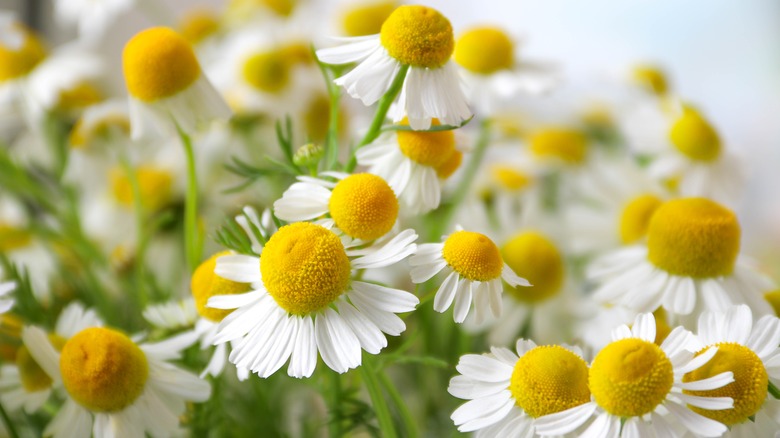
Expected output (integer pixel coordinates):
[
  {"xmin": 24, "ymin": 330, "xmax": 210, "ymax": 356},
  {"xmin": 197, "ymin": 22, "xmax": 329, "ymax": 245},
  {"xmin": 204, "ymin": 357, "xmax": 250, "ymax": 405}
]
[
  {"xmin": 380, "ymin": 5, "xmax": 454, "ymax": 68},
  {"xmin": 60, "ymin": 328, "xmax": 149, "ymax": 412},
  {"xmin": 529, "ymin": 128, "xmax": 588, "ymax": 165},
  {"xmin": 123, "ymin": 27, "xmax": 201, "ymax": 102},
  {"xmin": 491, "ymin": 166, "xmax": 531, "ymax": 192},
  {"xmin": 17, "ymin": 334, "xmax": 66, "ymax": 392},
  {"xmin": 436, "ymin": 149, "xmax": 463, "ymax": 179},
  {"xmin": 683, "ymin": 343, "xmax": 768, "ymax": 426},
  {"xmin": 261, "ymin": 223, "xmax": 351, "ymax": 315},
  {"xmin": 242, "ymin": 50, "xmax": 290, "ymax": 94},
  {"xmin": 647, "ymin": 198, "xmax": 740, "ymax": 278},
  {"xmin": 179, "ymin": 10, "xmax": 220, "ymax": 44},
  {"xmin": 342, "ymin": 1, "xmax": 397, "ymax": 37},
  {"xmin": 454, "ymin": 27, "xmax": 514, "ymax": 75},
  {"xmin": 396, "ymin": 120, "xmax": 456, "ymax": 167},
  {"xmin": 509, "ymin": 345, "xmax": 591, "ymax": 417},
  {"xmin": 111, "ymin": 166, "xmax": 174, "ymax": 213},
  {"xmin": 0, "ymin": 24, "xmax": 47, "ymax": 82},
  {"xmin": 631, "ymin": 65, "xmax": 668, "ymax": 96},
  {"xmin": 192, "ymin": 251, "xmax": 253, "ymax": 322},
  {"xmin": 329, "ymin": 174, "xmax": 399, "ymax": 241},
  {"xmin": 442, "ymin": 231, "xmax": 503, "ymax": 282},
  {"xmin": 669, "ymin": 108, "xmax": 721, "ymax": 162},
  {"xmin": 619, "ymin": 194, "xmax": 663, "ymax": 244},
  {"xmin": 589, "ymin": 338, "xmax": 674, "ymax": 417},
  {"xmin": 501, "ymin": 232, "xmax": 564, "ymax": 303}
]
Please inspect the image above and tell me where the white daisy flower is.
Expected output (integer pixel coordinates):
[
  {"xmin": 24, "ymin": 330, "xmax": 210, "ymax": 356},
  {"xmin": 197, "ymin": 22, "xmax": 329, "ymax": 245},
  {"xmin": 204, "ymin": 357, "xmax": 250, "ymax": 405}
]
[
  {"xmin": 588, "ymin": 197, "xmax": 775, "ymax": 321},
  {"xmin": 211, "ymin": 221, "xmax": 418, "ymax": 377},
  {"xmin": 0, "ymin": 280, "xmax": 14, "ymax": 314},
  {"xmin": 143, "ymin": 297, "xmax": 198, "ymax": 331},
  {"xmin": 535, "ymin": 313, "xmax": 734, "ymax": 437},
  {"xmin": 22, "ymin": 324, "xmax": 210, "ymax": 438},
  {"xmin": 316, "ymin": 5, "xmax": 471, "ymax": 130},
  {"xmin": 122, "ymin": 26, "xmax": 231, "ymax": 140},
  {"xmin": 449, "ymin": 339, "xmax": 591, "ymax": 436},
  {"xmin": 409, "ymin": 228, "xmax": 529, "ymax": 323}
]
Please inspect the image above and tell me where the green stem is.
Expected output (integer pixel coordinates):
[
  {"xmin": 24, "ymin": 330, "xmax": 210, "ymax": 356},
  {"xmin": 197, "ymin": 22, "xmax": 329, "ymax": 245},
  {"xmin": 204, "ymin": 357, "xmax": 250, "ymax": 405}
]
[
  {"xmin": 328, "ymin": 371, "xmax": 344, "ymax": 438},
  {"xmin": 770, "ymin": 381, "xmax": 780, "ymax": 399},
  {"xmin": 378, "ymin": 369, "xmax": 418, "ymax": 438},
  {"xmin": 0, "ymin": 399, "xmax": 20, "ymax": 438},
  {"xmin": 119, "ymin": 154, "xmax": 148, "ymax": 307},
  {"xmin": 177, "ymin": 125, "xmax": 201, "ymax": 273},
  {"xmin": 361, "ymin": 357, "xmax": 397, "ymax": 438},
  {"xmin": 322, "ymin": 71, "xmax": 341, "ymax": 171}
]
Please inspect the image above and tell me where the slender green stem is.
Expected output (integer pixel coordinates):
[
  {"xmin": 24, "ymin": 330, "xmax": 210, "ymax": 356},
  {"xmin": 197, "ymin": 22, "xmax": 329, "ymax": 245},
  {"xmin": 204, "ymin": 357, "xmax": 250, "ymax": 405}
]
[
  {"xmin": 0, "ymin": 399, "xmax": 20, "ymax": 438},
  {"xmin": 361, "ymin": 357, "xmax": 397, "ymax": 438},
  {"xmin": 119, "ymin": 154, "xmax": 148, "ymax": 307},
  {"xmin": 328, "ymin": 371, "xmax": 344, "ymax": 438},
  {"xmin": 321, "ymin": 70, "xmax": 342, "ymax": 170},
  {"xmin": 770, "ymin": 381, "xmax": 780, "ymax": 399},
  {"xmin": 378, "ymin": 369, "xmax": 418, "ymax": 438},
  {"xmin": 176, "ymin": 125, "xmax": 201, "ymax": 273}
]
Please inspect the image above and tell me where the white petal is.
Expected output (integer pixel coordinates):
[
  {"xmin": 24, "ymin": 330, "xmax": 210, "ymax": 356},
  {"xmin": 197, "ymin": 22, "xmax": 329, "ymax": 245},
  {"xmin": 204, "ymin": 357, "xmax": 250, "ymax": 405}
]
[
  {"xmin": 349, "ymin": 281, "xmax": 418, "ymax": 313},
  {"xmin": 534, "ymin": 402, "xmax": 597, "ymax": 436},
  {"xmin": 21, "ymin": 326, "xmax": 60, "ymax": 384},
  {"xmin": 432, "ymin": 271, "xmax": 460, "ymax": 313},
  {"xmin": 336, "ymin": 301, "xmax": 386, "ymax": 354},
  {"xmin": 453, "ymin": 280, "xmax": 473, "ymax": 323},
  {"xmin": 315, "ymin": 308, "xmax": 362, "ymax": 373},
  {"xmin": 288, "ymin": 316, "xmax": 317, "ymax": 378},
  {"xmin": 631, "ymin": 312, "xmax": 657, "ymax": 342},
  {"xmin": 455, "ymin": 354, "xmax": 513, "ymax": 382},
  {"xmin": 664, "ymin": 400, "xmax": 728, "ymax": 437},
  {"xmin": 214, "ymin": 254, "xmax": 261, "ymax": 283}
]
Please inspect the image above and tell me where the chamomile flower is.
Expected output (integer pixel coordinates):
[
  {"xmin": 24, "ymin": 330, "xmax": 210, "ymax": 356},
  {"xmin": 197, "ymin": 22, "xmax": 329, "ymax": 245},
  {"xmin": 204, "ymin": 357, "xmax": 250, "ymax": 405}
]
[
  {"xmin": 316, "ymin": 5, "xmax": 471, "ymax": 130},
  {"xmin": 22, "ymin": 325, "xmax": 210, "ymax": 438},
  {"xmin": 449, "ymin": 339, "xmax": 591, "ymax": 436},
  {"xmin": 211, "ymin": 221, "xmax": 418, "ymax": 377},
  {"xmin": 410, "ymin": 229, "xmax": 529, "ymax": 323},
  {"xmin": 122, "ymin": 27, "xmax": 231, "ymax": 140},
  {"xmin": 535, "ymin": 313, "xmax": 734, "ymax": 437},
  {"xmin": 588, "ymin": 197, "xmax": 775, "ymax": 320}
]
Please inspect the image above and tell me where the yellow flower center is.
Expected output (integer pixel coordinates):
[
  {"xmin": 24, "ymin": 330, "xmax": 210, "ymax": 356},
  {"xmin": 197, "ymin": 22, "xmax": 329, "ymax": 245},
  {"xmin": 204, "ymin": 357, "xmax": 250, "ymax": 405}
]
[
  {"xmin": 501, "ymin": 232, "xmax": 564, "ymax": 303},
  {"xmin": 111, "ymin": 166, "xmax": 174, "ymax": 213},
  {"xmin": 379, "ymin": 5, "xmax": 454, "ymax": 68},
  {"xmin": 647, "ymin": 198, "xmax": 739, "ymax": 278},
  {"xmin": 765, "ymin": 290, "xmax": 780, "ymax": 317},
  {"xmin": 60, "ymin": 327, "xmax": 149, "ymax": 412},
  {"xmin": 509, "ymin": 345, "xmax": 590, "ymax": 417},
  {"xmin": 631, "ymin": 65, "xmax": 668, "ymax": 96},
  {"xmin": 619, "ymin": 194, "xmax": 663, "ymax": 244},
  {"xmin": 261, "ymin": 0, "xmax": 296, "ymax": 17},
  {"xmin": 55, "ymin": 82, "xmax": 103, "ymax": 112},
  {"xmin": 69, "ymin": 114, "xmax": 131, "ymax": 150},
  {"xmin": 179, "ymin": 10, "xmax": 220, "ymax": 44},
  {"xmin": 454, "ymin": 27, "xmax": 514, "ymax": 75},
  {"xmin": 242, "ymin": 50, "xmax": 290, "ymax": 94},
  {"xmin": 192, "ymin": 251, "xmax": 253, "ymax": 322},
  {"xmin": 0, "ymin": 24, "xmax": 47, "ymax": 82},
  {"xmin": 529, "ymin": 128, "xmax": 588, "ymax": 165},
  {"xmin": 435, "ymin": 149, "xmax": 462, "ymax": 179},
  {"xmin": 683, "ymin": 343, "xmax": 768, "ymax": 426},
  {"xmin": 16, "ymin": 335, "xmax": 65, "ymax": 392},
  {"xmin": 589, "ymin": 338, "xmax": 674, "ymax": 417},
  {"xmin": 669, "ymin": 108, "xmax": 721, "ymax": 162},
  {"xmin": 261, "ymin": 223, "xmax": 351, "ymax": 315},
  {"xmin": 329, "ymin": 174, "xmax": 399, "ymax": 241},
  {"xmin": 491, "ymin": 165, "xmax": 531, "ymax": 192},
  {"xmin": 0, "ymin": 224, "xmax": 32, "ymax": 252},
  {"xmin": 123, "ymin": 27, "xmax": 201, "ymax": 102},
  {"xmin": 342, "ymin": 1, "xmax": 397, "ymax": 37},
  {"xmin": 396, "ymin": 120, "xmax": 456, "ymax": 167},
  {"xmin": 304, "ymin": 94, "xmax": 346, "ymax": 142},
  {"xmin": 442, "ymin": 231, "xmax": 503, "ymax": 282}
]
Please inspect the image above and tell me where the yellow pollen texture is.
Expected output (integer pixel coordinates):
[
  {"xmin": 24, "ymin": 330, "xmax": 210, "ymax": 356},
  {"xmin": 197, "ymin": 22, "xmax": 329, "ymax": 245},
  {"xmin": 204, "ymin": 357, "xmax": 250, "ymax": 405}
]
[
  {"xmin": 242, "ymin": 50, "xmax": 290, "ymax": 93},
  {"xmin": 683, "ymin": 343, "xmax": 768, "ymax": 426},
  {"xmin": 491, "ymin": 165, "xmax": 531, "ymax": 191},
  {"xmin": 509, "ymin": 345, "xmax": 591, "ymax": 417},
  {"xmin": 589, "ymin": 338, "xmax": 674, "ymax": 417},
  {"xmin": 60, "ymin": 327, "xmax": 149, "ymax": 412},
  {"xmin": 0, "ymin": 25, "xmax": 47, "ymax": 82},
  {"xmin": 632, "ymin": 65, "xmax": 668, "ymax": 95},
  {"xmin": 379, "ymin": 5, "xmax": 454, "ymax": 68},
  {"xmin": 501, "ymin": 232, "xmax": 564, "ymax": 303},
  {"xmin": 669, "ymin": 108, "xmax": 721, "ymax": 162},
  {"xmin": 261, "ymin": 223, "xmax": 351, "ymax": 315},
  {"xmin": 454, "ymin": 27, "xmax": 514, "ymax": 75},
  {"xmin": 342, "ymin": 1, "xmax": 397, "ymax": 37},
  {"xmin": 0, "ymin": 224, "xmax": 32, "ymax": 252},
  {"xmin": 647, "ymin": 198, "xmax": 740, "ymax": 278},
  {"xmin": 17, "ymin": 335, "xmax": 65, "ymax": 392},
  {"xmin": 435, "ymin": 149, "xmax": 463, "ymax": 179},
  {"xmin": 123, "ymin": 27, "xmax": 201, "ymax": 102},
  {"xmin": 192, "ymin": 251, "xmax": 253, "ymax": 322},
  {"xmin": 329, "ymin": 174, "xmax": 399, "ymax": 241},
  {"xmin": 619, "ymin": 194, "xmax": 663, "ymax": 244},
  {"xmin": 442, "ymin": 231, "xmax": 503, "ymax": 282},
  {"xmin": 529, "ymin": 128, "xmax": 588, "ymax": 165},
  {"xmin": 396, "ymin": 120, "xmax": 456, "ymax": 167},
  {"xmin": 111, "ymin": 166, "xmax": 174, "ymax": 213}
]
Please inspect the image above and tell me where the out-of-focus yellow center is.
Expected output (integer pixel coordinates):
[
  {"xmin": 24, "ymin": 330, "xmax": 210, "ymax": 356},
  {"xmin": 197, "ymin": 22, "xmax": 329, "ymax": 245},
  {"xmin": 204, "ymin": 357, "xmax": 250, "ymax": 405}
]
[
  {"xmin": 491, "ymin": 165, "xmax": 531, "ymax": 192},
  {"xmin": 631, "ymin": 65, "xmax": 668, "ymax": 96},
  {"xmin": 502, "ymin": 232, "xmax": 564, "ymax": 303},
  {"xmin": 111, "ymin": 166, "xmax": 174, "ymax": 213},
  {"xmin": 442, "ymin": 231, "xmax": 503, "ymax": 282},
  {"xmin": 0, "ymin": 224, "xmax": 32, "ymax": 252},
  {"xmin": 653, "ymin": 308, "xmax": 672, "ymax": 345},
  {"xmin": 60, "ymin": 327, "xmax": 149, "ymax": 412},
  {"xmin": 342, "ymin": 1, "xmax": 397, "ymax": 37},
  {"xmin": 509, "ymin": 345, "xmax": 591, "ymax": 417},
  {"xmin": 261, "ymin": 223, "xmax": 351, "ymax": 315},
  {"xmin": 589, "ymin": 338, "xmax": 673, "ymax": 417},
  {"xmin": 765, "ymin": 290, "xmax": 780, "ymax": 317},
  {"xmin": 329, "ymin": 174, "xmax": 398, "ymax": 241},
  {"xmin": 683, "ymin": 343, "xmax": 768, "ymax": 426},
  {"xmin": 56, "ymin": 82, "xmax": 103, "ymax": 112},
  {"xmin": 261, "ymin": 0, "xmax": 296, "ymax": 17},
  {"xmin": 179, "ymin": 10, "xmax": 220, "ymax": 44},
  {"xmin": 379, "ymin": 5, "xmax": 454, "ymax": 68},
  {"xmin": 454, "ymin": 27, "xmax": 514, "ymax": 75},
  {"xmin": 669, "ymin": 108, "xmax": 721, "ymax": 162},
  {"xmin": 619, "ymin": 194, "xmax": 663, "ymax": 244},
  {"xmin": 242, "ymin": 50, "xmax": 290, "ymax": 94},
  {"xmin": 647, "ymin": 198, "xmax": 739, "ymax": 278},
  {"xmin": 0, "ymin": 24, "xmax": 47, "ymax": 82},
  {"xmin": 17, "ymin": 334, "xmax": 66, "ymax": 392},
  {"xmin": 123, "ymin": 27, "xmax": 201, "ymax": 102},
  {"xmin": 396, "ymin": 119, "xmax": 456, "ymax": 167},
  {"xmin": 435, "ymin": 149, "xmax": 462, "ymax": 179},
  {"xmin": 192, "ymin": 251, "xmax": 253, "ymax": 322},
  {"xmin": 69, "ymin": 114, "xmax": 131, "ymax": 150},
  {"xmin": 529, "ymin": 128, "xmax": 588, "ymax": 165}
]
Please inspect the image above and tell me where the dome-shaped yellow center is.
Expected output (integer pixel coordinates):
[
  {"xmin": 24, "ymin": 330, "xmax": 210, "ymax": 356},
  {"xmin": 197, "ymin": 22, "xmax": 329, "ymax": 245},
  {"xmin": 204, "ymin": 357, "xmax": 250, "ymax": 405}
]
[
  {"xmin": 435, "ymin": 149, "xmax": 462, "ymax": 179},
  {"xmin": 110, "ymin": 166, "xmax": 174, "ymax": 213},
  {"xmin": 631, "ymin": 65, "xmax": 668, "ymax": 96},
  {"xmin": 17, "ymin": 335, "xmax": 65, "ymax": 392},
  {"xmin": 261, "ymin": 223, "xmax": 351, "ymax": 315},
  {"xmin": 669, "ymin": 108, "xmax": 721, "ymax": 162},
  {"xmin": 454, "ymin": 27, "xmax": 514, "ymax": 75},
  {"xmin": 396, "ymin": 120, "xmax": 456, "ymax": 167},
  {"xmin": 619, "ymin": 194, "xmax": 663, "ymax": 244},
  {"xmin": 509, "ymin": 345, "xmax": 591, "ymax": 417},
  {"xmin": 123, "ymin": 27, "xmax": 201, "ymax": 102},
  {"xmin": 379, "ymin": 5, "xmax": 454, "ymax": 68},
  {"xmin": 529, "ymin": 128, "xmax": 588, "ymax": 165},
  {"xmin": 342, "ymin": 1, "xmax": 397, "ymax": 37},
  {"xmin": 491, "ymin": 165, "xmax": 531, "ymax": 192},
  {"xmin": 242, "ymin": 50, "xmax": 290, "ymax": 94},
  {"xmin": 192, "ymin": 251, "xmax": 253, "ymax": 322},
  {"xmin": 589, "ymin": 338, "xmax": 674, "ymax": 417},
  {"xmin": 0, "ymin": 224, "xmax": 32, "ymax": 252},
  {"xmin": 683, "ymin": 343, "xmax": 768, "ymax": 426},
  {"xmin": 442, "ymin": 231, "xmax": 503, "ymax": 282},
  {"xmin": 60, "ymin": 327, "xmax": 149, "ymax": 412},
  {"xmin": 647, "ymin": 198, "xmax": 739, "ymax": 278},
  {"xmin": 329, "ymin": 174, "xmax": 399, "ymax": 241},
  {"xmin": 0, "ymin": 25, "xmax": 47, "ymax": 82},
  {"xmin": 179, "ymin": 10, "xmax": 220, "ymax": 44},
  {"xmin": 501, "ymin": 232, "xmax": 564, "ymax": 303}
]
